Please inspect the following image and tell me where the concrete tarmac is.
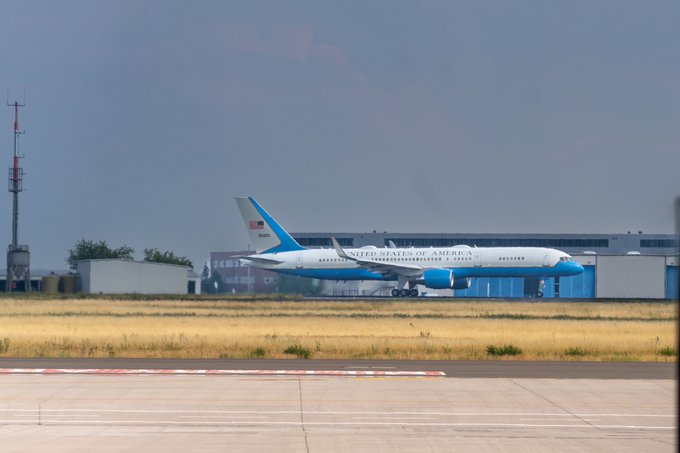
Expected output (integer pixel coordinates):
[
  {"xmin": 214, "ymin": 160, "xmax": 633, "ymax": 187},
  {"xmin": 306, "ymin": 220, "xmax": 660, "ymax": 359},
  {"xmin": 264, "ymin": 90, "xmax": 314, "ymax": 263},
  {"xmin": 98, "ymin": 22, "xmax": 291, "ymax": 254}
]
[{"xmin": 0, "ymin": 371, "xmax": 675, "ymax": 452}]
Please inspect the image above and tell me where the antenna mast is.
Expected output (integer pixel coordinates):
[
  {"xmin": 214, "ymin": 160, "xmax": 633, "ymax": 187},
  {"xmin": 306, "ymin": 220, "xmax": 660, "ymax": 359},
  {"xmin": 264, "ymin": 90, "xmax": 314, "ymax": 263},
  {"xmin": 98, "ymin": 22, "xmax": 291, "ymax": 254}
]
[{"xmin": 6, "ymin": 92, "xmax": 30, "ymax": 292}]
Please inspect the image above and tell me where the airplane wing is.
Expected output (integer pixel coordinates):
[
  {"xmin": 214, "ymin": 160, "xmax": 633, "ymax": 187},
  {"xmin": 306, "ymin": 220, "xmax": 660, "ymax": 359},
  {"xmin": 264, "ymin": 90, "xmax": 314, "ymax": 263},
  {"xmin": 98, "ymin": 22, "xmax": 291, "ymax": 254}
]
[{"xmin": 331, "ymin": 238, "xmax": 423, "ymax": 278}]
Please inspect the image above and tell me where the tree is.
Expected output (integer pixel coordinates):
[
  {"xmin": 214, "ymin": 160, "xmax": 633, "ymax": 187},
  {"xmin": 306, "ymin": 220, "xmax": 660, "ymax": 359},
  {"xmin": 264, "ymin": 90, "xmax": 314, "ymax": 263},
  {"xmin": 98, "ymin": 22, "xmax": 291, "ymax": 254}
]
[
  {"xmin": 202, "ymin": 271, "xmax": 226, "ymax": 294},
  {"xmin": 143, "ymin": 248, "xmax": 193, "ymax": 269},
  {"xmin": 67, "ymin": 239, "xmax": 134, "ymax": 270}
]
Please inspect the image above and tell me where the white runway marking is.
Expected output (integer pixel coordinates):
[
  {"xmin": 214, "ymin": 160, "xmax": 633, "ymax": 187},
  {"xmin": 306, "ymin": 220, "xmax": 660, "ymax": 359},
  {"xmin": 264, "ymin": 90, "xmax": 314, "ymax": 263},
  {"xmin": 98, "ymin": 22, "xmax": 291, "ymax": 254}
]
[
  {"xmin": 0, "ymin": 419, "xmax": 672, "ymax": 430},
  {"xmin": 0, "ymin": 407, "xmax": 673, "ymax": 431},
  {"xmin": 520, "ymin": 418, "xmax": 600, "ymax": 421},
  {"xmin": 351, "ymin": 416, "xmax": 440, "ymax": 420},
  {"xmin": 179, "ymin": 415, "xmax": 270, "ymax": 419},
  {"xmin": 0, "ymin": 409, "xmax": 673, "ymax": 418}
]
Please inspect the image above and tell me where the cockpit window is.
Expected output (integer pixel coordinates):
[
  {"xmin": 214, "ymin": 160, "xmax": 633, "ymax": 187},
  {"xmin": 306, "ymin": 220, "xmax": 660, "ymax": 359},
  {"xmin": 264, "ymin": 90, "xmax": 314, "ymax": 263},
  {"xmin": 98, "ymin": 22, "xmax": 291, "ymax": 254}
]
[{"xmin": 559, "ymin": 256, "xmax": 573, "ymax": 262}]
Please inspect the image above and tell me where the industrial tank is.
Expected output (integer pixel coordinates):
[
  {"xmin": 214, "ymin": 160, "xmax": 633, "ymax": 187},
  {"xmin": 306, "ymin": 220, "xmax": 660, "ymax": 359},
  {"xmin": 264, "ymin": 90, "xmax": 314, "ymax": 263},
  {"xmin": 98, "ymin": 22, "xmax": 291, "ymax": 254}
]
[
  {"xmin": 42, "ymin": 274, "xmax": 59, "ymax": 293},
  {"xmin": 60, "ymin": 275, "xmax": 76, "ymax": 293}
]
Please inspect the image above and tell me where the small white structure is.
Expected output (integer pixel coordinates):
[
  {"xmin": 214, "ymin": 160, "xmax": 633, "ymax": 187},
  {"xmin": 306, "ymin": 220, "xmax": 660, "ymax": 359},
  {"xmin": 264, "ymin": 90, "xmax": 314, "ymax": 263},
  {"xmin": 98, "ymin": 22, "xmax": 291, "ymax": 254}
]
[{"xmin": 77, "ymin": 259, "xmax": 193, "ymax": 294}]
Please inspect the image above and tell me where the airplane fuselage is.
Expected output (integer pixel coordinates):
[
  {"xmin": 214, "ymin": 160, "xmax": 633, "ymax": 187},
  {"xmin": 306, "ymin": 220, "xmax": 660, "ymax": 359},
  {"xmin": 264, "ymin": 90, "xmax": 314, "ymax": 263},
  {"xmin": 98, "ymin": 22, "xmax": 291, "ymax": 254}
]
[
  {"xmin": 243, "ymin": 245, "xmax": 583, "ymax": 281},
  {"xmin": 235, "ymin": 196, "xmax": 584, "ymax": 296}
]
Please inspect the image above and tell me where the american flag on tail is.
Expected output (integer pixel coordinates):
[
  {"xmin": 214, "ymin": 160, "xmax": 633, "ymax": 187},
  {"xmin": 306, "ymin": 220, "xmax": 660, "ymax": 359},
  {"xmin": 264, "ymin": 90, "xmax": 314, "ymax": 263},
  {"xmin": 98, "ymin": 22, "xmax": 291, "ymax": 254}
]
[{"xmin": 249, "ymin": 220, "xmax": 264, "ymax": 230}]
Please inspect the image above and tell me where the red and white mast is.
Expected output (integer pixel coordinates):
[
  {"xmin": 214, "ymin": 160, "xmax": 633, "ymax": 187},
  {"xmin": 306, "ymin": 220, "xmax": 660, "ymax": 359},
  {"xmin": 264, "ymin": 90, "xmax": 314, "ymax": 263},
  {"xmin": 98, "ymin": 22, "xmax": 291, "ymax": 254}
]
[{"xmin": 6, "ymin": 93, "xmax": 29, "ymax": 292}]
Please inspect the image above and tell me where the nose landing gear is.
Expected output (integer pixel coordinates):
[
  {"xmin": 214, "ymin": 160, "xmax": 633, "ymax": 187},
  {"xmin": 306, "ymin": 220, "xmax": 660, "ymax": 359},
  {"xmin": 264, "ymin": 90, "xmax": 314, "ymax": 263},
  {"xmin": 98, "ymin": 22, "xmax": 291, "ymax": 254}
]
[
  {"xmin": 536, "ymin": 279, "xmax": 545, "ymax": 298},
  {"xmin": 524, "ymin": 277, "xmax": 546, "ymax": 298}
]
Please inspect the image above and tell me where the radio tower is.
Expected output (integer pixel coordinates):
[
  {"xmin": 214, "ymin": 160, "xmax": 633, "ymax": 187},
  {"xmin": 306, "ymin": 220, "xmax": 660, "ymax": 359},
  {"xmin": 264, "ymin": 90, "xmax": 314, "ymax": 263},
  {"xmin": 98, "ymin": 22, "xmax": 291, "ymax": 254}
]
[{"xmin": 5, "ymin": 95, "xmax": 30, "ymax": 292}]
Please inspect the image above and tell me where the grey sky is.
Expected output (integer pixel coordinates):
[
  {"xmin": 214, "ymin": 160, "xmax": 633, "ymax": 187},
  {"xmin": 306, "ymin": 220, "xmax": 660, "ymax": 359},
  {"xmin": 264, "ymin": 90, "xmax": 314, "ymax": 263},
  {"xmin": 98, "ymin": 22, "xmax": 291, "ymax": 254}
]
[{"xmin": 1, "ymin": 1, "xmax": 678, "ymax": 269}]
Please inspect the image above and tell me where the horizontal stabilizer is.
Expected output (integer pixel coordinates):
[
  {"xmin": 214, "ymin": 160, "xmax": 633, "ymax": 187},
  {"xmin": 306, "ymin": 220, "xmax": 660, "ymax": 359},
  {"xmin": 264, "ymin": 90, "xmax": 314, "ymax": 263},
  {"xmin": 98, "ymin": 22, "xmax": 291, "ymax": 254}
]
[{"xmin": 238, "ymin": 256, "xmax": 284, "ymax": 265}]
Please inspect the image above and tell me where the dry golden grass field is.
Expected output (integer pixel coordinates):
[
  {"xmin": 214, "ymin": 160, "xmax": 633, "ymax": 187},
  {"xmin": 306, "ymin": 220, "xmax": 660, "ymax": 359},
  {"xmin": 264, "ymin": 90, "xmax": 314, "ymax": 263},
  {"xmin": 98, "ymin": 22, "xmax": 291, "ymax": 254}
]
[{"xmin": 0, "ymin": 297, "xmax": 676, "ymax": 361}]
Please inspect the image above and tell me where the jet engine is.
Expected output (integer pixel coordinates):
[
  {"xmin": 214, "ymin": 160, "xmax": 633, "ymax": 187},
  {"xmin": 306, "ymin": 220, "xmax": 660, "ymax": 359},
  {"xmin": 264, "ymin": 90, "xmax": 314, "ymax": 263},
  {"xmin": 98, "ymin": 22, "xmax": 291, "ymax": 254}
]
[
  {"xmin": 421, "ymin": 270, "xmax": 471, "ymax": 290},
  {"xmin": 422, "ymin": 269, "xmax": 454, "ymax": 289},
  {"xmin": 452, "ymin": 277, "xmax": 471, "ymax": 290}
]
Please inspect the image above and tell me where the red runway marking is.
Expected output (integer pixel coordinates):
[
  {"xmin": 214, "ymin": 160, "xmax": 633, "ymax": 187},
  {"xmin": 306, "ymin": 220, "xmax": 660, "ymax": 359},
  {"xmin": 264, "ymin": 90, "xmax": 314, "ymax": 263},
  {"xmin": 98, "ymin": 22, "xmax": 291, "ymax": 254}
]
[{"xmin": 0, "ymin": 368, "xmax": 445, "ymax": 377}]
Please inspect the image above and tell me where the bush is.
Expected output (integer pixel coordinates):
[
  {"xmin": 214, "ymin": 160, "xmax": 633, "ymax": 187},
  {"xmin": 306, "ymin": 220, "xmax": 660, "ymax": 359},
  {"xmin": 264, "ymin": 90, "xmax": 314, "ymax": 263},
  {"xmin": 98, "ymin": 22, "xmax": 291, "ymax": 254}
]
[
  {"xmin": 657, "ymin": 346, "xmax": 676, "ymax": 357},
  {"xmin": 486, "ymin": 344, "xmax": 522, "ymax": 356},
  {"xmin": 284, "ymin": 344, "xmax": 311, "ymax": 359},
  {"xmin": 564, "ymin": 347, "xmax": 588, "ymax": 357},
  {"xmin": 0, "ymin": 337, "xmax": 10, "ymax": 353},
  {"xmin": 251, "ymin": 347, "xmax": 266, "ymax": 358}
]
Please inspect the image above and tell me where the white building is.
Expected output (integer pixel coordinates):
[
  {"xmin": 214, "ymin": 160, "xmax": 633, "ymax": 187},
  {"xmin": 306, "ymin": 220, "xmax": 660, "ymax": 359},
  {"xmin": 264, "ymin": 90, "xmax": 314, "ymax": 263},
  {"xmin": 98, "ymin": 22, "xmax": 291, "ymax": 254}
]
[{"xmin": 77, "ymin": 259, "xmax": 199, "ymax": 294}]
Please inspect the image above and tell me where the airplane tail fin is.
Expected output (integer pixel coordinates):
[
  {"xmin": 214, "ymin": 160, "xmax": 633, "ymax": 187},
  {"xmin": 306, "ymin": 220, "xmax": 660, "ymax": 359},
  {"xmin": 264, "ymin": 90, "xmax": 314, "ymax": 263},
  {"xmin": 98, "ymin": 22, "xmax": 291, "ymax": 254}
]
[{"xmin": 235, "ymin": 197, "xmax": 306, "ymax": 254}]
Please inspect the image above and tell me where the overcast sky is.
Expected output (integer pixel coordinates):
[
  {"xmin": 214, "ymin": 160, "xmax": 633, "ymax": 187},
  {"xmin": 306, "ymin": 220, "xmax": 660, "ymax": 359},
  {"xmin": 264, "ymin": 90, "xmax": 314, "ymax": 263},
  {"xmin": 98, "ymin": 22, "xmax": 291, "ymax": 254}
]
[{"xmin": 1, "ymin": 1, "xmax": 678, "ymax": 269}]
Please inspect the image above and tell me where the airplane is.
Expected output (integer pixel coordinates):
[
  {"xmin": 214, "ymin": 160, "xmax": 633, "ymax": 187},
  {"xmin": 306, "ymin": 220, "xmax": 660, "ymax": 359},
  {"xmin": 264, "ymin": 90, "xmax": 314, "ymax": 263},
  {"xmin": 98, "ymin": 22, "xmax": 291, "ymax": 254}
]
[{"xmin": 235, "ymin": 197, "xmax": 584, "ymax": 297}]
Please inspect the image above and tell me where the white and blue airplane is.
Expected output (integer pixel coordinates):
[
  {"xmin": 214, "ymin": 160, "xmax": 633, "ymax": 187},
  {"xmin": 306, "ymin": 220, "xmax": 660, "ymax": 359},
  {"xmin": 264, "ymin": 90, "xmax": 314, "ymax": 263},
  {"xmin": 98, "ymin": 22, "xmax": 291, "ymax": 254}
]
[{"xmin": 236, "ymin": 197, "xmax": 584, "ymax": 297}]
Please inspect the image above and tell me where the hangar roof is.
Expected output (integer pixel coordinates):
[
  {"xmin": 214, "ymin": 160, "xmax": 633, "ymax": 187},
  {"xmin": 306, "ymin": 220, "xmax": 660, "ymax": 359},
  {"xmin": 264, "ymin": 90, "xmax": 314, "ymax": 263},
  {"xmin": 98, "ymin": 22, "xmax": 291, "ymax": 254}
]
[{"xmin": 290, "ymin": 232, "xmax": 679, "ymax": 256}]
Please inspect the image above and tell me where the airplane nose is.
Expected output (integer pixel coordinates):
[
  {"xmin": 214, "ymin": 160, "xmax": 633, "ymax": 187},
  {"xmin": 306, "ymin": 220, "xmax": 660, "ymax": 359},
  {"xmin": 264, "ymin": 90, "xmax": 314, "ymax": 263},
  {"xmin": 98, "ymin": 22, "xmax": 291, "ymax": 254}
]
[
  {"xmin": 570, "ymin": 261, "xmax": 584, "ymax": 275},
  {"xmin": 558, "ymin": 260, "xmax": 584, "ymax": 275}
]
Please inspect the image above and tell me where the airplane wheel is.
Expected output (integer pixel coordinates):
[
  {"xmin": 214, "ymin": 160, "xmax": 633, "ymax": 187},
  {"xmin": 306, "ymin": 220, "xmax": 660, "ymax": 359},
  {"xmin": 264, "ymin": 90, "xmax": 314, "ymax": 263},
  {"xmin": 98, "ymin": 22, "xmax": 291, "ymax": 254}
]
[
  {"xmin": 399, "ymin": 288, "xmax": 409, "ymax": 297},
  {"xmin": 391, "ymin": 289, "xmax": 400, "ymax": 297},
  {"xmin": 537, "ymin": 291, "xmax": 544, "ymax": 298},
  {"xmin": 409, "ymin": 289, "xmax": 418, "ymax": 297}
]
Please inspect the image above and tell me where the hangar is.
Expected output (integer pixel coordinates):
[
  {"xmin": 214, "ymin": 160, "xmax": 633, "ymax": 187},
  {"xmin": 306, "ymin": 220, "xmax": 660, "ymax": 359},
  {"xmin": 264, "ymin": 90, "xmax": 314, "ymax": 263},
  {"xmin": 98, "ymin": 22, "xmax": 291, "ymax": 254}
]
[
  {"xmin": 455, "ymin": 254, "xmax": 677, "ymax": 299},
  {"xmin": 211, "ymin": 232, "xmax": 678, "ymax": 299}
]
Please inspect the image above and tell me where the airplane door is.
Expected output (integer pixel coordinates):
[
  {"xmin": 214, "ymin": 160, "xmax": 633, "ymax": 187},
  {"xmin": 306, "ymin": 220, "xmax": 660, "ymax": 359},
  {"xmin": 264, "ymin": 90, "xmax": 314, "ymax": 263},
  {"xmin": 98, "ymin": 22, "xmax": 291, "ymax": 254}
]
[
  {"xmin": 543, "ymin": 253, "xmax": 550, "ymax": 267},
  {"xmin": 296, "ymin": 255, "xmax": 304, "ymax": 270},
  {"xmin": 474, "ymin": 251, "xmax": 481, "ymax": 267}
]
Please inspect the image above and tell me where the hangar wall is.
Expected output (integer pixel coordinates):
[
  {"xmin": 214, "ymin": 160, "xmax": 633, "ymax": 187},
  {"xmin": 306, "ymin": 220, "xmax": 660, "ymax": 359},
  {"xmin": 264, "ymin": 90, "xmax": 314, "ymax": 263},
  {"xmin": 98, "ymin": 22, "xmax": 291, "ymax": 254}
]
[
  {"xmin": 667, "ymin": 256, "xmax": 679, "ymax": 299},
  {"xmin": 77, "ymin": 259, "xmax": 190, "ymax": 294},
  {"xmin": 449, "ymin": 254, "xmax": 677, "ymax": 299},
  {"xmin": 667, "ymin": 268, "xmax": 678, "ymax": 299},
  {"xmin": 596, "ymin": 256, "xmax": 666, "ymax": 299}
]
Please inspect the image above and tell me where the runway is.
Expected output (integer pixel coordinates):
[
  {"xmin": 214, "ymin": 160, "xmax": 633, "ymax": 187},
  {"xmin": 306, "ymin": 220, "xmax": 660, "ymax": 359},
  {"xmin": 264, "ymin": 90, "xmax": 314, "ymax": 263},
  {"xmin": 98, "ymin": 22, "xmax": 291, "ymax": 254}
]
[
  {"xmin": 0, "ymin": 359, "xmax": 675, "ymax": 452},
  {"xmin": 0, "ymin": 357, "xmax": 675, "ymax": 379}
]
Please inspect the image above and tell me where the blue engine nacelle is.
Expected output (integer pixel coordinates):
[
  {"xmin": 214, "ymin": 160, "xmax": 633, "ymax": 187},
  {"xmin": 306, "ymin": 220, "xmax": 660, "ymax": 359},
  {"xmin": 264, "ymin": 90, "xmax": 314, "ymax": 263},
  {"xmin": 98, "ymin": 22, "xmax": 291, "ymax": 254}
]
[
  {"xmin": 452, "ymin": 277, "xmax": 471, "ymax": 290},
  {"xmin": 422, "ymin": 270, "xmax": 472, "ymax": 290},
  {"xmin": 422, "ymin": 269, "xmax": 454, "ymax": 289}
]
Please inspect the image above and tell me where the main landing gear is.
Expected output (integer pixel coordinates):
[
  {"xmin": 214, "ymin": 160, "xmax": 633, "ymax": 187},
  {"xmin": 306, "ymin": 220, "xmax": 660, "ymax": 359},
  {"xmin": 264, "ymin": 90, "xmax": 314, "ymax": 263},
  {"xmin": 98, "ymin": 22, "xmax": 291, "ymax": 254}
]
[
  {"xmin": 391, "ymin": 280, "xmax": 419, "ymax": 298},
  {"xmin": 390, "ymin": 276, "xmax": 419, "ymax": 298},
  {"xmin": 391, "ymin": 288, "xmax": 418, "ymax": 297}
]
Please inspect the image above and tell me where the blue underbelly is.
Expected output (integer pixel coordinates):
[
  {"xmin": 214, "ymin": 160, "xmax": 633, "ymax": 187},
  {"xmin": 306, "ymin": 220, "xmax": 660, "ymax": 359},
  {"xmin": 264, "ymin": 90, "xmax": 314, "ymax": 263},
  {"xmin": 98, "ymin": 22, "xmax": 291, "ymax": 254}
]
[{"xmin": 274, "ymin": 265, "xmax": 573, "ymax": 281}]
